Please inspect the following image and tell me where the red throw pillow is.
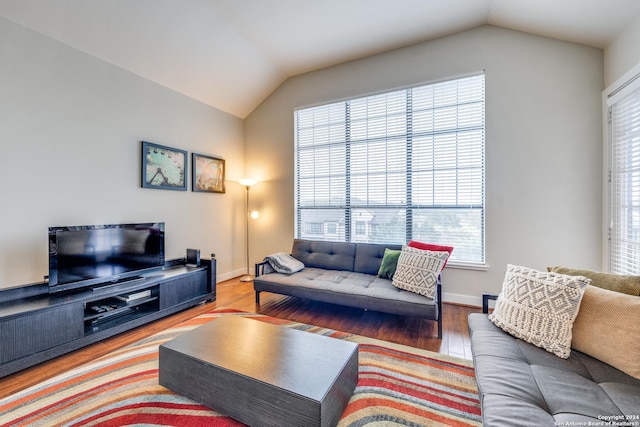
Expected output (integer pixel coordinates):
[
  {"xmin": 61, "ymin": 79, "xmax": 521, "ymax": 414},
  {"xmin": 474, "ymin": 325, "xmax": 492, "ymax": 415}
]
[{"xmin": 408, "ymin": 240, "xmax": 453, "ymax": 268}]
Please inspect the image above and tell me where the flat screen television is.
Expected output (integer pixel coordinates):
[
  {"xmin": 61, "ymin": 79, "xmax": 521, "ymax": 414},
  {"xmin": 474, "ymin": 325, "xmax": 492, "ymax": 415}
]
[{"xmin": 48, "ymin": 222, "xmax": 165, "ymax": 293}]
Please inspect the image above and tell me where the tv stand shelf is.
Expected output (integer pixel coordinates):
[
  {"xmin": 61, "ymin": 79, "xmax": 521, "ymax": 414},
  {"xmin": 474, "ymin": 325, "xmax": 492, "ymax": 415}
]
[
  {"xmin": 84, "ymin": 292, "xmax": 160, "ymax": 333},
  {"xmin": 0, "ymin": 258, "xmax": 216, "ymax": 379}
]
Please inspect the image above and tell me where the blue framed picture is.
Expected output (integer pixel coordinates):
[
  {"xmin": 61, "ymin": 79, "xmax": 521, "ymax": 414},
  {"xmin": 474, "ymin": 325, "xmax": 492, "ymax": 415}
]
[{"xmin": 141, "ymin": 141, "xmax": 187, "ymax": 191}]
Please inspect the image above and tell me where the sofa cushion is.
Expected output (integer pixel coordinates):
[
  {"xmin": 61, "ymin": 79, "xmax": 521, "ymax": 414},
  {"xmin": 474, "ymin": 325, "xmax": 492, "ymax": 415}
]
[
  {"xmin": 572, "ymin": 285, "xmax": 640, "ymax": 380},
  {"xmin": 392, "ymin": 245, "xmax": 449, "ymax": 299},
  {"xmin": 489, "ymin": 264, "xmax": 589, "ymax": 358},
  {"xmin": 469, "ymin": 313, "xmax": 640, "ymax": 425},
  {"xmin": 547, "ymin": 266, "xmax": 640, "ymax": 296},
  {"xmin": 291, "ymin": 239, "xmax": 356, "ymax": 271},
  {"xmin": 376, "ymin": 248, "xmax": 401, "ymax": 279},
  {"xmin": 254, "ymin": 267, "xmax": 437, "ymax": 319}
]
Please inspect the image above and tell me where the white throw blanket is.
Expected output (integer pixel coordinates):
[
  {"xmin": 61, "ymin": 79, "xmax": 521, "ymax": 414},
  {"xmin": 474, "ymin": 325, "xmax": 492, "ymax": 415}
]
[{"xmin": 264, "ymin": 252, "xmax": 305, "ymax": 274}]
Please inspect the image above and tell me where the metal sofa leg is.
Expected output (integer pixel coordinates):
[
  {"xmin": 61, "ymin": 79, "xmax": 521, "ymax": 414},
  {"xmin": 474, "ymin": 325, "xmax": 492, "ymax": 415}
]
[
  {"xmin": 255, "ymin": 291, "xmax": 260, "ymax": 304},
  {"xmin": 437, "ymin": 279, "xmax": 443, "ymax": 339}
]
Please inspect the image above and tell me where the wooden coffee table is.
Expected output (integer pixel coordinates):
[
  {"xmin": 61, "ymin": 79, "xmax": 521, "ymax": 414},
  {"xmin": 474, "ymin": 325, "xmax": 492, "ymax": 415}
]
[{"xmin": 159, "ymin": 316, "xmax": 359, "ymax": 427}]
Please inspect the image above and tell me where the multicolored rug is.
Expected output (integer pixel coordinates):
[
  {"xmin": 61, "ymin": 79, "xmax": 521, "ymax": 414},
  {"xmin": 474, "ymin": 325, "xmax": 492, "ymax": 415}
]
[{"xmin": 0, "ymin": 308, "xmax": 481, "ymax": 426}]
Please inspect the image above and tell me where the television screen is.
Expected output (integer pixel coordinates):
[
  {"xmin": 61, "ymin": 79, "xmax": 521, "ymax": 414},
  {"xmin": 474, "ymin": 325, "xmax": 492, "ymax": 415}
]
[{"xmin": 48, "ymin": 222, "xmax": 165, "ymax": 293}]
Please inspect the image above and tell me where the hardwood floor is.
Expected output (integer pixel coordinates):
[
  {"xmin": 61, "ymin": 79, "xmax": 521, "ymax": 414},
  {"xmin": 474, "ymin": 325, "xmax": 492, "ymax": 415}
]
[{"xmin": 0, "ymin": 277, "xmax": 480, "ymax": 399}]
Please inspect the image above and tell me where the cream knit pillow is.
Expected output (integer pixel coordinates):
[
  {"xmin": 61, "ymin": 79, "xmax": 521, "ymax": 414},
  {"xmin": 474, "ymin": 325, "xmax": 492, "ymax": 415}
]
[
  {"xmin": 392, "ymin": 246, "xmax": 449, "ymax": 299},
  {"xmin": 489, "ymin": 264, "xmax": 589, "ymax": 359}
]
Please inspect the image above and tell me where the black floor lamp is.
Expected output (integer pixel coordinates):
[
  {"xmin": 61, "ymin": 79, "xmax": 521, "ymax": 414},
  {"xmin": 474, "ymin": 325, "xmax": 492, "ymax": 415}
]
[{"xmin": 238, "ymin": 178, "xmax": 258, "ymax": 282}]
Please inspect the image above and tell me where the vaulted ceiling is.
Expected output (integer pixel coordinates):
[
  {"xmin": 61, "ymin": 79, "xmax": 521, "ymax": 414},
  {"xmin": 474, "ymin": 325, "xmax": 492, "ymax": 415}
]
[{"xmin": 1, "ymin": 0, "xmax": 639, "ymax": 118}]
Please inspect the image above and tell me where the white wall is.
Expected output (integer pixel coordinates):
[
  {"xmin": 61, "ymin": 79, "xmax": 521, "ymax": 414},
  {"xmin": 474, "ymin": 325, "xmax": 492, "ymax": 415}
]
[
  {"xmin": 0, "ymin": 17, "xmax": 247, "ymax": 289},
  {"xmin": 245, "ymin": 25, "xmax": 604, "ymax": 305},
  {"xmin": 604, "ymin": 14, "xmax": 640, "ymax": 86}
]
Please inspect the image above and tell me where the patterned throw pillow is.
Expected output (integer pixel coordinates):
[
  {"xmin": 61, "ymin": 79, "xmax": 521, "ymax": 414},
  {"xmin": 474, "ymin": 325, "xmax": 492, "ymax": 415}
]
[
  {"xmin": 392, "ymin": 246, "xmax": 449, "ymax": 299},
  {"xmin": 489, "ymin": 264, "xmax": 590, "ymax": 359}
]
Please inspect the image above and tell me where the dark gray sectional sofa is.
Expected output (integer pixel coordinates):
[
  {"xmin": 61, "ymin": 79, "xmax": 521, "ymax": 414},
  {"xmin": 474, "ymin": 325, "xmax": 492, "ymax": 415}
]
[
  {"xmin": 468, "ymin": 308, "xmax": 640, "ymax": 426},
  {"xmin": 253, "ymin": 239, "xmax": 442, "ymax": 337}
]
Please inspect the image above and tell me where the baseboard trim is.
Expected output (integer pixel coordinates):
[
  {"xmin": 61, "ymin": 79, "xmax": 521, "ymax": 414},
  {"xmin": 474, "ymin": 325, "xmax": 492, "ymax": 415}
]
[
  {"xmin": 217, "ymin": 269, "xmax": 246, "ymax": 283},
  {"xmin": 443, "ymin": 292, "xmax": 482, "ymax": 308}
]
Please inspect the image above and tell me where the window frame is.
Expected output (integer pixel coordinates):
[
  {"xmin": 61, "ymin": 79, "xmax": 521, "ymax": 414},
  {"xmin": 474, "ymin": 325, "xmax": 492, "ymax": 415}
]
[
  {"xmin": 604, "ymin": 62, "xmax": 640, "ymax": 275},
  {"xmin": 294, "ymin": 74, "xmax": 486, "ymax": 268}
]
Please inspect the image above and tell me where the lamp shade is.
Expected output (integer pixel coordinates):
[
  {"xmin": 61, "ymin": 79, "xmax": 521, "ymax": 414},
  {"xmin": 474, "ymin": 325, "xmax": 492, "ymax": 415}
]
[{"xmin": 238, "ymin": 178, "xmax": 258, "ymax": 187}]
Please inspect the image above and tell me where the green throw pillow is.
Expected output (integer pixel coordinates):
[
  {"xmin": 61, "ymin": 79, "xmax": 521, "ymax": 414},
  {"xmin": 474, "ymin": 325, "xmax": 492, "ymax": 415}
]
[{"xmin": 377, "ymin": 248, "xmax": 401, "ymax": 279}]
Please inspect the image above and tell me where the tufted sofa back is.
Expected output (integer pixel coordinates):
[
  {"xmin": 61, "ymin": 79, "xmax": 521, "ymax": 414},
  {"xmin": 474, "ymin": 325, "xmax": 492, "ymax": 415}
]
[
  {"xmin": 291, "ymin": 239, "xmax": 402, "ymax": 275},
  {"xmin": 353, "ymin": 243, "xmax": 403, "ymax": 275}
]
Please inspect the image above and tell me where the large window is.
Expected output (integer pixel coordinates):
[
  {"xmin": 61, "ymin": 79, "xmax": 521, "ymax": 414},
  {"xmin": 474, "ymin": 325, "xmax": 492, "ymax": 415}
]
[
  {"xmin": 608, "ymin": 70, "xmax": 640, "ymax": 275},
  {"xmin": 294, "ymin": 74, "xmax": 485, "ymax": 265}
]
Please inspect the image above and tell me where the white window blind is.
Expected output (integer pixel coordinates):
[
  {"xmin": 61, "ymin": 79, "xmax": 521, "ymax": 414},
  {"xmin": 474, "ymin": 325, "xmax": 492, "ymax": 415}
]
[
  {"xmin": 294, "ymin": 74, "xmax": 485, "ymax": 265},
  {"xmin": 609, "ymin": 77, "xmax": 640, "ymax": 275}
]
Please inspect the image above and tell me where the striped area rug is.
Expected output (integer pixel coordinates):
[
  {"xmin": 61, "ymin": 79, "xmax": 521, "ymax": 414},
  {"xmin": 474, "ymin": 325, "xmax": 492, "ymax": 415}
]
[{"xmin": 0, "ymin": 308, "xmax": 481, "ymax": 427}]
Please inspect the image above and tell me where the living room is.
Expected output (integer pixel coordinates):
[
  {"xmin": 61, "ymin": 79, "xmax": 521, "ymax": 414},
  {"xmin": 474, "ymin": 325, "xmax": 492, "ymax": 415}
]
[
  {"xmin": 2, "ymin": 3, "xmax": 639, "ymax": 304},
  {"xmin": 1, "ymin": 1, "xmax": 640, "ymax": 425}
]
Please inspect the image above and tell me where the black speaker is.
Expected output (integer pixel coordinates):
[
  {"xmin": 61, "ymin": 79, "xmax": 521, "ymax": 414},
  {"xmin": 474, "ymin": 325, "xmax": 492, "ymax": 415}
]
[
  {"xmin": 201, "ymin": 256, "xmax": 217, "ymax": 301},
  {"xmin": 186, "ymin": 248, "xmax": 200, "ymax": 267}
]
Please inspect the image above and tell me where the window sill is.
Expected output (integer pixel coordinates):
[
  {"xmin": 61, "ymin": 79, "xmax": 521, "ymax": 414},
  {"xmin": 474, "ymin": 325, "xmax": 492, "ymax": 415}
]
[{"xmin": 445, "ymin": 261, "xmax": 489, "ymax": 271}]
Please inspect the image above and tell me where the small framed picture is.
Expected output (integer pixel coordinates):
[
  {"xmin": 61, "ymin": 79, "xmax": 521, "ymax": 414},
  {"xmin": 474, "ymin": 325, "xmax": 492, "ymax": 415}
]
[
  {"xmin": 141, "ymin": 141, "xmax": 187, "ymax": 191},
  {"xmin": 192, "ymin": 153, "xmax": 225, "ymax": 193}
]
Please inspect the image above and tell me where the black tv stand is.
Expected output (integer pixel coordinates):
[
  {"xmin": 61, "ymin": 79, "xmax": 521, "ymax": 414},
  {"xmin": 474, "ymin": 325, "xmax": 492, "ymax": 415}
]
[{"xmin": 0, "ymin": 258, "xmax": 216, "ymax": 379}]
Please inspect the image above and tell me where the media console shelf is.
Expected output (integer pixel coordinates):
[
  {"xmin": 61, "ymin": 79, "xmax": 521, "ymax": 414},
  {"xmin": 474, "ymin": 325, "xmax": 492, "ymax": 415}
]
[
  {"xmin": 84, "ymin": 290, "xmax": 160, "ymax": 334},
  {"xmin": 0, "ymin": 258, "xmax": 216, "ymax": 379}
]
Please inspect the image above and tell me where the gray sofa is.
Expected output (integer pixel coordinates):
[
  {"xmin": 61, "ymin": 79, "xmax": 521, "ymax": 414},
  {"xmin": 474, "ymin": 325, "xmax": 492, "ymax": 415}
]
[
  {"xmin": 254, "ymin": 239, "xmax": 442, "ymax": 337},
  {"xmin": 468, "ymin": 301, "xmax": 640, "ymax": 426}
]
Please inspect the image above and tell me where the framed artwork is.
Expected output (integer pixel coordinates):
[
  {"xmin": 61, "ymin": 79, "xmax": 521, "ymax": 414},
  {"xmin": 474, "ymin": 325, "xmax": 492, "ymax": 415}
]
[
  {"xmin": 141, "ymin": 141, "xmax": 188, "ymax": 191},
  {"xmin": 192, "ymin": 153, "xmax": 225, "ymax": 193}
]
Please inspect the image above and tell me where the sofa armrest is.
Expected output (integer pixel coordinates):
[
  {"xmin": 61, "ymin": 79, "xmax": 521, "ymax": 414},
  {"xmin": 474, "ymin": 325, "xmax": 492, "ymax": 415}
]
[
  {"xmin": 255, "ymin": 261, "xmax": 269, "ymax": 278},
  {"xmin": 482, "ymin": 293, "xmax": 498, "ymax": 313}
]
